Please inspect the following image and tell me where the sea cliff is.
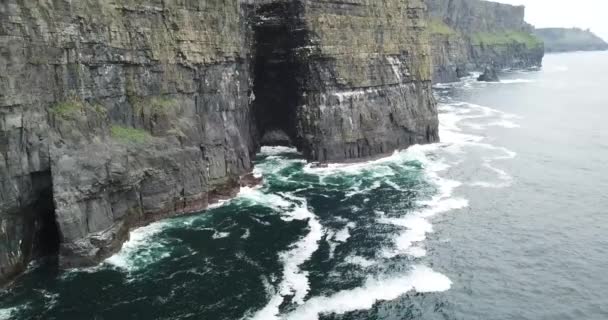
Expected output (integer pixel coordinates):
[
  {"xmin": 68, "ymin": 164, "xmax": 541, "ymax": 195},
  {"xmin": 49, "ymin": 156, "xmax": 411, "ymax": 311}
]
[
  {"xmin": 535, "ymin": 28, "xmax": 608, "ymax": 53},
  {"xmin": 0, "ymin": 0, "xmax": 438, "ymax": 283},
  {"xmin": 428, "ymin": 0, "xmax": 544, "ymax": 83}
]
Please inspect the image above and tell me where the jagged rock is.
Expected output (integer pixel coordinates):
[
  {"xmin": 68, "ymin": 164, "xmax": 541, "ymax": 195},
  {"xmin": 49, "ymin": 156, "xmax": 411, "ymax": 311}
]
[
  {"xmin": 477, "ymin": 67, "xmax": 500, "ymax": 82},
  {"xmin": 456, "ymin": 67, "xmax": 471, "ymax": 78}
]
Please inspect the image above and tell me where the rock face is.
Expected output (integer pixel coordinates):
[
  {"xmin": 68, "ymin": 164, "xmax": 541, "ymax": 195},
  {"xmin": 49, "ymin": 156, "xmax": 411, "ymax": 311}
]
[
  {"xmin": 0, "ymin": 0, "xmax": 438, "ymax": 283},
  {"xmin": 254, "ymin": 0, "xmax": 438, "ymax": 162},
  {"xmin": 534, "ymin": 28, "xmax": 608, "ymax": 53},
  {"xmin": 0, "ymin": 0, "xmax": 257, "ymax": 282},
  {"xmin": 477, "ymin": 67, "xmax": 500, "ymax": 82},
  {"xmin": 427, "ymin": 0, "xmax": 545, "ymax": 83}
]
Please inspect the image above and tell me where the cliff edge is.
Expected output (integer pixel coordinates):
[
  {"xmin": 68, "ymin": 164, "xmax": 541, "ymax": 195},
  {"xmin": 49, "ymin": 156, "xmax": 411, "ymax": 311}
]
[
  {"xmin": 0, "ymin": 0, "xmax": 438, "ymax": 284},
  {"xmin": 428, "ymin": 0, "xmax": 545, "ymax": 83},
  {"xmin": 535, "ymin": 28, "xmax": 608, "ymax": 53}
]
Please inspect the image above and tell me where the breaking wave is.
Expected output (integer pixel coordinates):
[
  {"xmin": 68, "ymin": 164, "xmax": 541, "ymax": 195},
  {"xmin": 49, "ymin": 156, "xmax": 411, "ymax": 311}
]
[{"xmin": 283, "ymin": 265, "xmax": 451, "ymax": 320}]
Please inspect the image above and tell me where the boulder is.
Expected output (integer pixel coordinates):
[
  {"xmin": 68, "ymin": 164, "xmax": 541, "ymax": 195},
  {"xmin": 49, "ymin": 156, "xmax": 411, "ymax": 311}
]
[{"xmin": 477, "ymin": 67, "xmax": 500, "ymax": 82}]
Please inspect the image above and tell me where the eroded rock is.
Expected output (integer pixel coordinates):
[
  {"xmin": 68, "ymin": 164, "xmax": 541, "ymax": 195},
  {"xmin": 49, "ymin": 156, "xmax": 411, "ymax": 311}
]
[{"xmin": 477, "ymin": 67, "xmax": 500, "ymax": 82}]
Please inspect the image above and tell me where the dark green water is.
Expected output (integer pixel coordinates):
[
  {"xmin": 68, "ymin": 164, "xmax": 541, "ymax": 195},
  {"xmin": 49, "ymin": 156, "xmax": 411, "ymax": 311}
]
[{"xmin": 2, "ymin": 51, "xmax": 608, "ymax": 319}]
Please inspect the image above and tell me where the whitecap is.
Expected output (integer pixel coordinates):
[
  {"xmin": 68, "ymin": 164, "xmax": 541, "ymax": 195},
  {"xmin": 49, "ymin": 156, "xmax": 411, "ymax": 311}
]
[
  {"xmin": 237, "ymin": 186, "xmax": 293, "ymax": 209},
  {"xmin": 380, "ymin": 164, "xmax": 469, "ymax": 259},
  {"xmin": 241, "ymin": 228, "xmax": 251, "ymax": 239},
  {"xmin": 326, "ymin": 222, "xmax": 356, "ymax": 259},
  {"xmin": 105, "ymin": 221, "xmax": 171, "ymax": 271},
  {"xmin": 250, "ymin": 197, "xmax": 324, "ymax": 320},
  {"xmin": 334, "ymin": 222, "xmax": 356, "ymax": 243},
  {"xmin": 212, "ymin": 231, "xmax": 230, "ymax": 239},
  {"xmin": 0, "ymin": 305, "xmax": 26, "ymax": 320},
  {"xmin": 343, "ymin": 255, "xmax": 376, "ymax": 268},
  {"xmin": 259, "ymin": 146, "xmax": 300, "ymax": 156},
  {"xmin": 282, "ymin": 265, "xmax": 451, "ymax": 320}
]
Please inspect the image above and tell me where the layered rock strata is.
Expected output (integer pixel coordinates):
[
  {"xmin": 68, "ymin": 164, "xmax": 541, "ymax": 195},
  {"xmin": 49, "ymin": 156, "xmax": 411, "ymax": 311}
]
[
  {"xmin": 427, "ymin": 0, "xmax": 545, "ymax": 83},
  {"xmin": 535, "ymin": 28, "xmax": 608, "ymax": 53},
  {"xmin": 0, "ymin": 0, "xmax": 257, "ymax": 282},
  {"xmin": 0, "ymin": 0, "xmax": 439, "ymax": 283}
]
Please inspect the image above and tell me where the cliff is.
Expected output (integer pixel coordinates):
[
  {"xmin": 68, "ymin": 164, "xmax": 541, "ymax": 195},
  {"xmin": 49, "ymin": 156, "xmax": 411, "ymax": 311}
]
[
  {"xmin": 427, "ymin": 0, "xmax": 545, "ymax": 83},
  {"xmin": 260, "ymin": 0, "xmax": 439, "ymax": 161},
  {"xmin": 534, "ymin": 28, "xmax": 608, "ymax": 53},
  {"xmin": 0, "ymin": 0, "xmax": 437, "ymax": 283}
]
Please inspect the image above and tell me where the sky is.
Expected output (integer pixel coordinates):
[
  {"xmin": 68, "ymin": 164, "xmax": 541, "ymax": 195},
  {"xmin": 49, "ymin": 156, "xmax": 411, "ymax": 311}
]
[{"xmin": 489, "ymin": 0, "xmax": 608, "ymax": 41}]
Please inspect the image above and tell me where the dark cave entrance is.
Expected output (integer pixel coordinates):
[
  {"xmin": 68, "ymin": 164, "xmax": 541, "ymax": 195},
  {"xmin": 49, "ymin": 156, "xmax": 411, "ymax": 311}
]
[
  {"xmin": 252, "ymin": 2, "xmax": 302, "ymax": 147},
  {"xmin": 30, "ymin": 171, "xmax": 60, "ymax": 258}
]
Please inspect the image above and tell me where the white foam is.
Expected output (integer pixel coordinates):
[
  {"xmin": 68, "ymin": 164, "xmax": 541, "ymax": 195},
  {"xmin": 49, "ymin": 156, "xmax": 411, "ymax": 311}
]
[
  {"xmin": 241, "ymin": 228, "xmax": 251, "ymax": 239},
  {"xmin": 259, "ymin": 146, "xmax": 299, "ymax": 156},
  {"xmin": 334, "ymin": 222, "xmax": 356, "ymax": 243},
  {"xmin": 105, "ymin": 221, "xmax": 170, "ymax": 271},
  {"xmin": 469, "ymin": 161, "xmax": 514, "ymax": 189},
  {"xmin": 439, "ymin": 102, "xmax": 521, "ymax": 136},
  {"xmin": 407, "ymin": 246, "xmax": 427, "ymax": 258},
  {"xmin": 326, "ymin": 222, "xmax": 356, "ymax": 259},
  {"xmin": 0, "ymin": 306, "xmax": 22, "ymax": 320},
  {"xmin": 212, "ymin": 231, "xmax": 230, "ymax": 239},
  {"xmin": 250, "ymin": 197, "xmax": 324, "ymax": 320},
  {"xmin": 283, "ymin": 265, "xmax": 451, "ymax": 320},
  {"xmin": 380, "ymin": 162, "xmax": 469, "ymax": 259},
  {"xmin": 486, "ymin": 120, "xmax": 520, "ymax": 128},
  {"xmin": 303, "ymin": 147, "xmax": 429, "ymax": 177},
  {"xmin": 343, "ymin": 255, "xmax": 376, "ymax": 268},
  {"xmin": 237, "ymin": 187, "xmax": 293, "ymax": 209}
]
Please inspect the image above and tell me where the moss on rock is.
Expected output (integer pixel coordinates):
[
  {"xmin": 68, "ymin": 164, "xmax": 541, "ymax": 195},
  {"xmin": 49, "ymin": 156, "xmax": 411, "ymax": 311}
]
[
  {"xmin": 110, "ymin": 125, "xmax": 151, "ymax": 144},
  {"xmin": 429, "ymin": 19, "xmax": 457, "ymax": 35}
]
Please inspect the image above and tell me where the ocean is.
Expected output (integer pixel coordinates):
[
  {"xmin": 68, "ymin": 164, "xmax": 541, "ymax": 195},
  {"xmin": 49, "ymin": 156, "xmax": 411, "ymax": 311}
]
[{"xmin": 2, "ymin": 51, "xmax": 607, "ymax": 320}]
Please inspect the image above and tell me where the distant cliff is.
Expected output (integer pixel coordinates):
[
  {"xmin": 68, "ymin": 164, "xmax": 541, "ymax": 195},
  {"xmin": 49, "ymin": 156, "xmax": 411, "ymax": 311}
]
[
  {"xmin": 0, "ymin": 0, "xmax": 437, "ymax": 284},
  {"xmin": 427, "ymin": 0, "xmax": 544, "ymax": 83},
  {"xmin": 534, "ymin": 28, "xmax": 608, "ymax": 53}
]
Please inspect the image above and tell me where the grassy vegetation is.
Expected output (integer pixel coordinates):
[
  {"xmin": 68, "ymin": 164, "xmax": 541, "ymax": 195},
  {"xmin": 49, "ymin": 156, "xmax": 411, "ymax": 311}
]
[
  {"xmin": 472, "ymin": 31, "xmax": 543, "ymax": 48},
  {"xmin": 51, "ymin": 98, "xmax": 107, "ymax": 119},
  {"xmin": 428, "ymin": 19, "xmax": 456, "ymax": 35},
  {"xmin": 110, "ymin": 125, "xmax": 151, "ymax": 144},
  {"xmin": 50, "ymin": 99, "xmax": 84, "ymax": 119},
  {"xmin": 149, "ymin": 97, "xmax": 179, "ymax": 113},
  {"xmin": 130, "ymin": 95, "xmax": 179, "ymax": 115}
]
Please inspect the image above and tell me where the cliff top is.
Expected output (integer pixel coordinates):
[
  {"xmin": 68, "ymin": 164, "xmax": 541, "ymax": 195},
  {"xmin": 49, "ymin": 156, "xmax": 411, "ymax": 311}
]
[{"xmin": 534, "ymin": 28, "xmax": 608, "ymax": 53}]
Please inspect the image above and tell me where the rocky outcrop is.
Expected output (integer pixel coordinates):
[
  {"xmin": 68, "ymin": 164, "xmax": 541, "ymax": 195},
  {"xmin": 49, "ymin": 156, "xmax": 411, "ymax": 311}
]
[
  {"xmin": 535, "ymin": 28, "xmax": 608, "ymax": 53},
  {"xmin": 0, "ymin": 0, "xmax": 438, "ymax": 283},
  {"xmin": 296, "ymin": 0, "xmax": 438, "ymax": 161},
  {"xmin": 427, "ymin": 0, "xmax": 544, "ymax": 83},
  {"xmin": 253, "ymin": 0, "xmax": 438, "ymax": 162},
  {"xmin": 477, "ymin": 67, "xmax": 499, "ymax": 82},
  {"xmin": 0, "ymin": 0, "xmax": 257, "ymax": 282}
]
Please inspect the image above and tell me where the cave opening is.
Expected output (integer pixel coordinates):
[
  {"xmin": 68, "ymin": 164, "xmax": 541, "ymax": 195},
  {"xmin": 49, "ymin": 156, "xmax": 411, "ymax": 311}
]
[
  {"xmin": 30, "ymin": 171, "xmax": 60, "ymax": 258},
  {"xmin": 252, "ymin": 2, "xmax": 302, "ymax": 147}
]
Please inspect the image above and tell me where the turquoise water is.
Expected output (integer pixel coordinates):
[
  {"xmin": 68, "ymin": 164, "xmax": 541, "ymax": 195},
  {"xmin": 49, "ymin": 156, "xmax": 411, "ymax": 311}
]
[{"xmin": 2, "ymin": 51, "xmax": 608, "ymax": 319}]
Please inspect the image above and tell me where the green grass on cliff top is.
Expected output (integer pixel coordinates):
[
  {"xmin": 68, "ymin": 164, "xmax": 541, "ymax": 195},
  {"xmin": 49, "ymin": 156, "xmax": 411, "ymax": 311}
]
[
  {"xmin": 110, "ymin": 125, "xmax": 151, "ymax": 144},
  {"xmin": 472, "ymin": 31, "xmax": 543, "ymax": 48},
  {"xmin": 428, "ymin": 19, "xmax": 456, "ymax": 35}
]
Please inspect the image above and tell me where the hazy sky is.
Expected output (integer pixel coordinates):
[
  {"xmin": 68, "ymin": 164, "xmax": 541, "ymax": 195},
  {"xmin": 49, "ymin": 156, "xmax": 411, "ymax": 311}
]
[{"xmin": 489, "ymin": 0, "xmax": 608, "ymax": 40}]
